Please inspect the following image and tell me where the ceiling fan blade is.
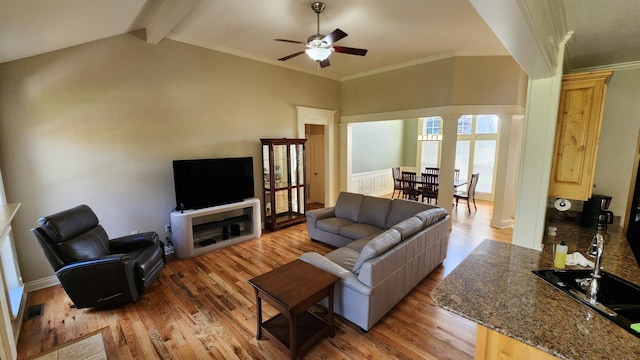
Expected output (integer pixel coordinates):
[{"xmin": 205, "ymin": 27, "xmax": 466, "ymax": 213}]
[
  {"xmin": 278, "ymin": 51, "xmax": 305, "ymax": 61},
  {"xmin": 333, "ymin": 46, "xmax": 368, "ymax": 56},
  {"xmin": 323, "ymin": 28, "xmax": 348, "ymax": 45},
  {"xmin": 274, "ymin": 39, "xmax": 306, "ymax": 44},
  {"xmin": 319, "ymin": 58, "xmax": 331, "ymax": 68}
]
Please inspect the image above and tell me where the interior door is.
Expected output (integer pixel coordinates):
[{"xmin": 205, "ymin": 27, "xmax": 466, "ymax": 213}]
[{"xmin": 306, "ymin": 125, "xmax": 325, "ymax": 204}]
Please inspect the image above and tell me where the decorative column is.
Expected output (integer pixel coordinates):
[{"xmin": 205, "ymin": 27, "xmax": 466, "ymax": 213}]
[
  {"xmin": 439, "ymin": 115, "xmax": 459, "ymax": 219},
  {"xmin": 490, "ymin": 114, "xmax": 524, "ymax": 229}
]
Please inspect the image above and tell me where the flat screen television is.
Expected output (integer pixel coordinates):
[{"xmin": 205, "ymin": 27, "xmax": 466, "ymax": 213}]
[{"xmin": 172, "ymin": 157, "xmax": 255, "ymax": 211}]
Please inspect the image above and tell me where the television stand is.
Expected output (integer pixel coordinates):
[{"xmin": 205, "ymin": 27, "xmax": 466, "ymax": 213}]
[{"xmin": 170, "ymin": 198, "xmax": 261, "ymax": 259}]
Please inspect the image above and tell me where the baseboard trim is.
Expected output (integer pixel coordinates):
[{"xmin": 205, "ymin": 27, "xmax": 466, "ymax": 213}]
[
  {"xmin": 490, "ymin": 218, "xmax": 514, "ymax": 229},
  {"xmin": 25, "ymin": 275, "xmax": 59, "ymax": 293}
]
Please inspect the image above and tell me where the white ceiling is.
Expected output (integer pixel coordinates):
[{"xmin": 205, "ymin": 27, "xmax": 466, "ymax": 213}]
[
  {"xmin": 1, "ymin": 0, "xmax": 638, "ymax": 80},
  {"xmin": 564, "ymin": 0, "xmax": 640, "ymax": 70}
]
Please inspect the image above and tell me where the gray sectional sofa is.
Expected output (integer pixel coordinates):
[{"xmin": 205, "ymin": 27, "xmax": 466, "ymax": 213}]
[{"xmin": 301, "ymin": 192, "xmax": 450, "ymax": 331}]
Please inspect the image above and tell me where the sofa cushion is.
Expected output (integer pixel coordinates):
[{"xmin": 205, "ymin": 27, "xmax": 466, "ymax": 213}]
[
  {"xmin": 391, "ymin": 216, "xmax": 424, "ymax": 240},
  {"xmin": 385, "ymin": 199, "xmax": 436, "ymax": 228},
  {"xmin": 345, "ymin": 233, "xmax": 378, "ymax": 252},
  {"xmin": 339, "ymin": 223, "xmax": 383, "ymax": 240},
  {"xmin": 325, "ymin": 247, "xmax": 360, "ymax": 272},
  {"xmin": 353, "ymin": 229, "xmax": 402, "ymax": 273},
  {"xmin": 358, "ymin": 196, "xmax": 392, "ymax": 228},
  {"xmin": 415, "ymin": 208, "xmax": 449, "ymax": 228},
  {"xmin": 317, "ymin": 217, "xmax": 355, "ymax": 234},
  {"xmin": 334, "ymin": 192, "xmax": 364, "ymax": 222}
]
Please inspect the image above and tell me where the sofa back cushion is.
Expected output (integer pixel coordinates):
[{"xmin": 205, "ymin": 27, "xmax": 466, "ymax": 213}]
[
  {"xmin": 415, "ymin": 208, "xmax": 449, "ymax": 228},
  {"xmin": 358, "ymin": 196, "xmax": 392, "ymax": 228},
  {"xmin": 353, "ymin": 229, "xmax": 401, "ymax": 273},
  {"xmin": 334, "ymin": 192, "xmax": 364, "ymax": 222},
  {"xmin": 385, "ymin": 199, "xmax": 436, "ymax": 228},
  {"xmin": 391, "ymin": 216, "xmax": 424, "ymax": 240}
]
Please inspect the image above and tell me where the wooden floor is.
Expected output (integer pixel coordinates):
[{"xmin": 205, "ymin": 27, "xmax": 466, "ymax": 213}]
[{"xmin": 17, "ymin": 199, "xmax": 512, "ymax": 359}]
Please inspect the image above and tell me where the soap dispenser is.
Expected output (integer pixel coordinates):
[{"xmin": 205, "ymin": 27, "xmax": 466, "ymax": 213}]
[{"xmin": 554, "ymin": 240, "xmax": 568, "ymax": 269}]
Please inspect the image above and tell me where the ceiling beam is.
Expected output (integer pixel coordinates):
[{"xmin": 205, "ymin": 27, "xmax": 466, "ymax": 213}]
[{"xmin": 145, "ymin": 0, "xmax": 204, "ymax": 44}]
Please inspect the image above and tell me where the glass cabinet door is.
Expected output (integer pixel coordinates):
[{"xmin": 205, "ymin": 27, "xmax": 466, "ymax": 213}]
[{"xmin": 260, "ymin": 138, "xmax": 307, "ymax": 231}]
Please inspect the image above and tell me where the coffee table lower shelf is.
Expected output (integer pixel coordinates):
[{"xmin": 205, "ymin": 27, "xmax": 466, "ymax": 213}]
[{"xmin": 261, "ymin": 311, "xmax": 329, "ymax": 353}]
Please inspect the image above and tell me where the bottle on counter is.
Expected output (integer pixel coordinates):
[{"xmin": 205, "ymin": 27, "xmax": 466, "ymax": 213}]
[{"xmin": 554, "ymin": 240, "xmax": 568, "ymax": 269}]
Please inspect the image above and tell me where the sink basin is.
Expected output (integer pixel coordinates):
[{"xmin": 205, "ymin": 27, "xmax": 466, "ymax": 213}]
[{"xmin": 532, "ymin": 269, "xmax": 640, "ymax": 337}]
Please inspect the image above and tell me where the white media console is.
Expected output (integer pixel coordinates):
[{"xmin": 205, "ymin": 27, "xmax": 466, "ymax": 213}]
[{"xmin": 170, "ymin": 198, "xmax": 261, "ymax": 259}]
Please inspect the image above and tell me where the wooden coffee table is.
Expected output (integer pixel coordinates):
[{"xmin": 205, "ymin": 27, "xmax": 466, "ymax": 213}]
[{"xmin": 248, "ymin": 259, "xmax": 339, "ymax": 360}]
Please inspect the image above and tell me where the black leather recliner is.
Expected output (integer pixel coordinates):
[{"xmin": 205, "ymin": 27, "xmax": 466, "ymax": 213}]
[{"xmin": 31, "ymin": 204, "xmax": 165, "ymax": 309}]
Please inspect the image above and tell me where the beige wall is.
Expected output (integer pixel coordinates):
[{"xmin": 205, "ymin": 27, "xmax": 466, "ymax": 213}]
[
  {"xmin": 593, "ymin": 68, "xmax": 640, "ymax": 223},
  {"xmin": 341, "ymin": 58, "xmax": 455, "ymax": 116},
  {"xmin": 341, "ymin": 56, "xmax": 526, "ymax": 116},
  {"xmin": 0, "ymin": 33, "xmax": 341, "ymax": 283},
  {"xmin": 451, "ymin": 56, "xmax": 527, "ymax": 106}
]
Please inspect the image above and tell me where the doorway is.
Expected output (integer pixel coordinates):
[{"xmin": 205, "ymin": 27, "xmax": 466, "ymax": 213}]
[
  {"xmin": 306, "ymin": 124, "xmax": 325, "ymax": 205},
  {"xmin": 297, "ymin": 106, "xmax": 336, "ymax": 207}
]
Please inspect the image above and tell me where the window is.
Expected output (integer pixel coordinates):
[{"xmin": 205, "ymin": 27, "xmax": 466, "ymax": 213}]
[
  {"xmin": 457, "ymin": 115, "xmax": 472, "ymax": 135},
  {"xmin": 455, "ymin": 115, "xmax": 499, "ymax": 195},
  {"xmin": 417, "ymin": 115, "xmax": 500, "ymax": 198},
  {"xmin": 424, "ymin": 117, "xmax": 441, "ymax": 135},
  {"xmin": 476, "ymin": 115, "xmax": 499, "ymax": 134},
  {"xmin": 419, "ymin": 117, "xmax": 442, "ymax": 169}
]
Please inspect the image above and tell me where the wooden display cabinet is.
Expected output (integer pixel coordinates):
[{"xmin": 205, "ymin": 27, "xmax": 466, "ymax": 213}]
[
  {"xmin": 548, "ymin": 70, "xmax": 614, "ymax": 200},
  {"xmin": 261, "ymin": 138, "xmax": 307, "ymax": 231}
]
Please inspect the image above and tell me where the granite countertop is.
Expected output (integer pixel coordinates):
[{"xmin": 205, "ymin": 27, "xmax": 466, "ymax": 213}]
[{"xmin": 432, "ymin": 222, "xmax": 640, "ymax": 360}]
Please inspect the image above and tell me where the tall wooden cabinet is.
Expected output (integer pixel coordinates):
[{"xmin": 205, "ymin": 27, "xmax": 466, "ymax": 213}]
[
  {"xmin": 548, "ymin": 70, "xmax": 614, "ymax": 200},
  {"xmin": 261, "ymin": 138, "xmax": 307, "ymax": 231}
]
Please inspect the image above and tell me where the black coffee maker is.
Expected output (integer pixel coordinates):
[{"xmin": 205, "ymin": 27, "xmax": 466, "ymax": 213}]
[{"xmin": 580, "ymin": 194, "xmax": 614, "ymax": 229}]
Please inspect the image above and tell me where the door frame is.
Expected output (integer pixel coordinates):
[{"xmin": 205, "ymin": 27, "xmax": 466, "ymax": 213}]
[{"xmin": 297, "ymin": 106, "xmax": 337, "ymax": 207}]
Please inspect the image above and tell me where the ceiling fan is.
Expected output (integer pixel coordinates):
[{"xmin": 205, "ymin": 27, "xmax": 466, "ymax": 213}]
[{"xmin": 275, "ymin": 2, "xmax": 368, "ymax": 68}]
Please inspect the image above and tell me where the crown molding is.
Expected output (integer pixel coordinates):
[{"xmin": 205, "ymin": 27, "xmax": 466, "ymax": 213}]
[
  {"xmin": 570, "ymin": 60, "xmax": 640, "ymax": 73},
  {"xmin": 339, "ymin": 50, "xmax": 511, "ymax": 82},
  {"xmin": 166, "ymin": 35, "xmax": 340, "ymax": 80},
  {"xmin": 167, "ymin": 35, "xmax": 514, "ymax": 82}
]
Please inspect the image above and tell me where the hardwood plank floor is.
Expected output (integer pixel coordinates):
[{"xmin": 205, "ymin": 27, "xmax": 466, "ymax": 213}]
[{"xmin": 17, "ymin": 199, "xmax": 512, "ymax": 359}]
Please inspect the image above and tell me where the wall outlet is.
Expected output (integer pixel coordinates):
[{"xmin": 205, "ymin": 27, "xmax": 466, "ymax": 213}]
[
  {"xmin": 131, "ymin": 230, "xmax": 139, "ymax": 235},
  {"xmin": 164, "ymin": 224, "xmax": 171, "ymax": 233}
]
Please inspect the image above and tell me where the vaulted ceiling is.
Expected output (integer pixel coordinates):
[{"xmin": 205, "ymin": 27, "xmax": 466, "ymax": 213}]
[{"xmin": 1, "ymin": 0, "xmax": 638, "ymax": 80}]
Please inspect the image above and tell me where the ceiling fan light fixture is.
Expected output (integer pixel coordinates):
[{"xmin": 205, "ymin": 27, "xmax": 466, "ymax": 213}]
[
  {"xmin": 305, "ymin": 47, "xmax": 333, "ymax": 61},
  {"xmin": 274, "ymin": 2, "xmax": 366, "ymax": 68}
]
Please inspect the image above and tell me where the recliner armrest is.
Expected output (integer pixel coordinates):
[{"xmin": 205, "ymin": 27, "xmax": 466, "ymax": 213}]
[
  {"xmin": 300, "ymin": 252, "xmax": 371, "ymax": 295},
  {"xmin": 305, "ymin": 207, "xmax": 335, "ymax": 228},
  {"xmin": 109, "ymin": 232, "xmax": 159, "ymax": 252},
  {"xmin": 56, "ymin": 254, "xmax": 139, "ymax": 308}
]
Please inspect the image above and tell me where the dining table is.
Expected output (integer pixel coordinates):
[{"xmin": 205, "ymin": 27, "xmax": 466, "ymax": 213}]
[{"xmin": 401, "ymin": 171, "xmax": 467, "ymax": 202}]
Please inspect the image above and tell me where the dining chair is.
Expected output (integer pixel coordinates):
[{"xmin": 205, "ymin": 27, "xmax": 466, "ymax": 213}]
[
  {"xmin": 424, "ymin": 167, "xmax": 439, "ymax": 175},
  {"xmin": 392, "ymin": 167, "xmax": 403, "ymax": 198},
  {"xmin": 454, "ymin": 173, "xmax": 479, "ymax": 212},
  {"xmin": 420, "ymin": 173, "xmax": 439, "ymax": 204},
  {"xmin": 401, "ymin": 171, "xmax": 419, "ymax": 201}
]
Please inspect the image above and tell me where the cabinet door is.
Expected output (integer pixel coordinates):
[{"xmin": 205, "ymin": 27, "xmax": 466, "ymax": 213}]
[{"xmin": 549, "ymin": 72, "xmax": 611, "ymax": 200}]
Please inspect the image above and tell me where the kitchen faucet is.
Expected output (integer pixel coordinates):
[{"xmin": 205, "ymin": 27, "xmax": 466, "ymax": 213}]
[{"xmin": 587, "ymin": 233, "xmax": 604, "ymax": 303}]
